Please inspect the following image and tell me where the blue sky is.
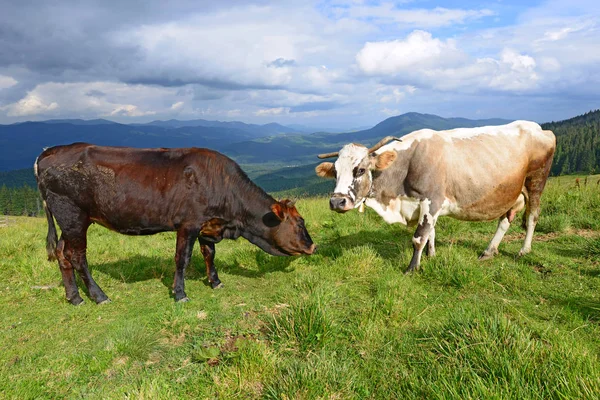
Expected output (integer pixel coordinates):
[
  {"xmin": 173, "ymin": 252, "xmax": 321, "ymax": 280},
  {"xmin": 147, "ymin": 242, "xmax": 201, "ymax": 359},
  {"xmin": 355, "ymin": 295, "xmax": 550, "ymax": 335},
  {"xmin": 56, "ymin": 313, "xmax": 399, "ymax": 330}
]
[{"xmin": 0, "ymin": 0, "xmax": 598, "ymax": 129}]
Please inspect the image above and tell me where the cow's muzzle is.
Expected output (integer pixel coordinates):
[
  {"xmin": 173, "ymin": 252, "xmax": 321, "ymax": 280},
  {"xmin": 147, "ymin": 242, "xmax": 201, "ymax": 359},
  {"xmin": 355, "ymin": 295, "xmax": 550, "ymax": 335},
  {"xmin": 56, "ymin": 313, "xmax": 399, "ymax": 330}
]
[{"xmin": 329, "ymin": 194, "xmax": 353, "ymax": 213}]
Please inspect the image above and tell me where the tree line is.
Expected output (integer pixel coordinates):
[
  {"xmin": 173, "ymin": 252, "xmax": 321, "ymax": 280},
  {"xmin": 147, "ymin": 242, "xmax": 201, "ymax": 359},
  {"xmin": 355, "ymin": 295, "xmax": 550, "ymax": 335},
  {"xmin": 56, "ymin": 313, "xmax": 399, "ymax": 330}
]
[
  {"xmin": 542, "ymin": 109, "xmax": 600, "ymax": 175},
  {"xmin": 0, "ymin": 185, "xmax": 42, "ymax": 216}
]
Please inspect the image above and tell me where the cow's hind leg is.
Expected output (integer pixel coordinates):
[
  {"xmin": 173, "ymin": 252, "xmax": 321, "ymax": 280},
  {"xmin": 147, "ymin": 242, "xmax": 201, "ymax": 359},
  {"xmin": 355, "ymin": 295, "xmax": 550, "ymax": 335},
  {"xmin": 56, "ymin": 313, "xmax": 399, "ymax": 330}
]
[
  {"xmin": 406, "ymin": 199, "xmax": 437, "ymax": 273},
  {"xmin": 50, "ymin": 196, "xmax": 109, "ymax": 304},
  {"xmin": 55, "ymin": 237, "xmax": 84, "ymax": 305},
  {"xmin": 425, "ymin": 227, "xmax": 436, "ymax": 257},
  {"xmin": 70, "ymin": 240, "xmax": 109, "ymax": 304},
  {"xmin": 199, "ymin": 239, "xmax": 223, "ymax": 289},
  {"xmin": 479, "ymin": 193, "xmax": 525, "ymax": 261},
  {"xmin": 519, "ymin": 163, "xmax": 552, "ymax": 257},
  {"xmin": 58, "ymin": 235, "xmax": 109, "ymax": 304},
  {"xmin": 173, "ymin": 228, "xmax": 198, "ymax": 302}
]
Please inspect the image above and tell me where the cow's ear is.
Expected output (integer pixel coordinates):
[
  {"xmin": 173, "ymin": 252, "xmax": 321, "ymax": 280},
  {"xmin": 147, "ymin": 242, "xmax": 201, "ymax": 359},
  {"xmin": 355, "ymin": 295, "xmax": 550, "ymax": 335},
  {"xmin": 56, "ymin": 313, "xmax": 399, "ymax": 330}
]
[
  {"xmin": 263, "ymin": 203, "xmax": 286, "ymax": 227},
  {"xmin": 184, "ymin": 166, "xmax": 198, "ymax": 188},
  {"xmin": 373, "ymin": 150, "xmax": 397, "ymax": 170},
  {"xmin": 270, "ymin": 202, "xmax": 287, "ymax": 221},
  {"xmin": 315, "ymin": 162, "xmax": 336, "ymax": 178}
]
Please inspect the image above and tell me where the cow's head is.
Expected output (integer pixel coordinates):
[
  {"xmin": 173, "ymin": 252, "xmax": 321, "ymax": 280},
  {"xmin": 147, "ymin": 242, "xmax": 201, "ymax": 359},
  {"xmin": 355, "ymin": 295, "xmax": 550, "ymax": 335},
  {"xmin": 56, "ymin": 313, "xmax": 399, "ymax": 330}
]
[
  {"xmin": 264, "ymin": 199, "xmax": 316, "ymax": 256},
  {"xmin": 315, "ymin": 136, "xmax": 400, "ymax": 213}
]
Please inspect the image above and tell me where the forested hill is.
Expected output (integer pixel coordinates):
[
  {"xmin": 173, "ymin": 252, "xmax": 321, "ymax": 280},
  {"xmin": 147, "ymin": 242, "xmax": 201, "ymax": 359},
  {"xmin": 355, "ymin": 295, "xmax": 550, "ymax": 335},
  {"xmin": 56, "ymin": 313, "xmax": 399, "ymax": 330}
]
[{"xmin": 542, "ymin": 109, "xmax": 600, "ymax": 175}]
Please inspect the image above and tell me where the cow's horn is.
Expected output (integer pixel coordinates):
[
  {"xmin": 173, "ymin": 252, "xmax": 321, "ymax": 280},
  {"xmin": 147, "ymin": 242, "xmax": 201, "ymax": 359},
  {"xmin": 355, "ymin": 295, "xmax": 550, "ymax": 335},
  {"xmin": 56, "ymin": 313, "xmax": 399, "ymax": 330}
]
[
  {"xmin": 317, "ymin": 151, "xmax": 340, "ymax": 159},
  {"xmin": 368, "ymin": 136, "xmax": 402, "ymax": 153}
]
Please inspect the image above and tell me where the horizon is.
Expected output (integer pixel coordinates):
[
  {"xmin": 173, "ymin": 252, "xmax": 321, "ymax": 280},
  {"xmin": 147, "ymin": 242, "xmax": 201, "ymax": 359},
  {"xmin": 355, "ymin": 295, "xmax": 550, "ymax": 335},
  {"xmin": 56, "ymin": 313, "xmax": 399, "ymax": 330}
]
[{"xmin": 1, "ymin": 1, "xmax": 599, "ymax": 129}]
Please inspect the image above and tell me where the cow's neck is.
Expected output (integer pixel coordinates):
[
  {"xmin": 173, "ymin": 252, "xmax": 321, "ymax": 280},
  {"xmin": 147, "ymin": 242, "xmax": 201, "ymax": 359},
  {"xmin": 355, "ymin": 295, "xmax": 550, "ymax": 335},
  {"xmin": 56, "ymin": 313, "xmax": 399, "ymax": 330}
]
[
  {"xmin": 213, "ymin": 178, "xmax": 277, "ymax": 241},
  {"xmin": 370, "ymin": 146, "xmax": 414, "ymax": 201}
]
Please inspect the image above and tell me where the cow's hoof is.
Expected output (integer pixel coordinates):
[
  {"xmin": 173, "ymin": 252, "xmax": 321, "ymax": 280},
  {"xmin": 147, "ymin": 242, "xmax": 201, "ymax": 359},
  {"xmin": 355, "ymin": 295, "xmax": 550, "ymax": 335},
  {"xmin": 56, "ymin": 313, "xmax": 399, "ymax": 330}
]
[
  {"xmin": 479, "ymin": 249, "xmax": 498, "ymax": 261},
  {"xmin": 68, "ymin": 296, "xmax": 84, "ymax": 306},
  {"xmin": 211, "ymin": 282, "xmax": 224, "ymax": 289},
  {"xmin": 98, "ymin": 298, "xmax": 111, "ymax": 305},
  {"xmin": 517, "ymin": 249, "xmax": 530, "ymax": 258},
  {"xmin": 177, "ymin": 297, "xmax": 190, "ymax": 303}
]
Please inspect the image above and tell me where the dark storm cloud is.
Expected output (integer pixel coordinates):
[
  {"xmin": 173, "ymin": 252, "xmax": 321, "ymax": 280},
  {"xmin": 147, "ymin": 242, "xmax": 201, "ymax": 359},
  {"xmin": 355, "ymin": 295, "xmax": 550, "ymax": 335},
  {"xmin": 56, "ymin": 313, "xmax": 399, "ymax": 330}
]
[
  {"xmin": 85, "ymin": 89, "xmax": 107, "ymax": 98},
  {"xmin": 125, "ymin": 76, "xmax": 285, "ymax": 91},
  {"xmin": 268, "ymin": 58, "xmax": 297, "ymax": 68},
  {"xmin": 0, "ymin": 0, "xmax": 286, "ymax": 89}
]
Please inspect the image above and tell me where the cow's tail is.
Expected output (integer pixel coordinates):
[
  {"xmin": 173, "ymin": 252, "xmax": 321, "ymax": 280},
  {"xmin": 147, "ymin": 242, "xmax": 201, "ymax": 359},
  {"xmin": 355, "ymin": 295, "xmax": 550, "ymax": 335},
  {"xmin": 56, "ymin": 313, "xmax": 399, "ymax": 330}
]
[
  {"xmin": 44, "ymin": 201, "xmax": 58, "ymax": 261},
  {"xmin": 35, "ymin": 153, "xmax": 58, "ymax": 261}
]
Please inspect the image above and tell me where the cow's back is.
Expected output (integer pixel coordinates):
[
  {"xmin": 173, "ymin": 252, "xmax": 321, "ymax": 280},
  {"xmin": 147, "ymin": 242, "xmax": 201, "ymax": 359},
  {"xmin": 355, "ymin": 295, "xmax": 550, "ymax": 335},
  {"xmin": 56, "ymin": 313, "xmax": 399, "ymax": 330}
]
[{"xmin": 36, "ymin": 144, "xmax": 233, "ymax": 233}]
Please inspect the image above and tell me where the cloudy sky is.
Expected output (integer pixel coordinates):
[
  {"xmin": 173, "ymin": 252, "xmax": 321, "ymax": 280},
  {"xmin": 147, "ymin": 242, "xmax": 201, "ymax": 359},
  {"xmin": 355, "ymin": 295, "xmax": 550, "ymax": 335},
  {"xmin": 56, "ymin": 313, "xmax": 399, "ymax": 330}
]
[{"xmin": 0, "ymin": 0, "xmax": 598, "ymax": 129}]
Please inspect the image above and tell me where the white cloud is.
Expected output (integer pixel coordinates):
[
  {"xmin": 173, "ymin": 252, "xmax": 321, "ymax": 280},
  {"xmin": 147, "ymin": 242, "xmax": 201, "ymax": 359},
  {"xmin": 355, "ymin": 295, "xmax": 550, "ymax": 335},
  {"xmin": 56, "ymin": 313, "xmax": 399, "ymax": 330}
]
[
  {"xmin": 357, "ymin": 30, "xmax": 542, "ymax": 93},
  {"xmin": 170, "ymin": 101, "xmax": 184, "ymax": 111},
  {"xmin": 356, "ymin": 31, "xmax": 464, "ymax": 75},
  {"xmin": 377, "ymin": 85, "xmax": 416, "ymax": 103},
  {"xmin": 3, "ymin": 81, "xmax": 177, "ymax": 119},
  {"xmin": 0, "ymin": 75, "xmax": 18, "ymax": 90},
  {"xmin": 5, "ymin": 94, "xmax": 58, "ymax": 117},
  {"xmin": 108, "ymin": 104, "xmax": 156, "ymax": 117}
]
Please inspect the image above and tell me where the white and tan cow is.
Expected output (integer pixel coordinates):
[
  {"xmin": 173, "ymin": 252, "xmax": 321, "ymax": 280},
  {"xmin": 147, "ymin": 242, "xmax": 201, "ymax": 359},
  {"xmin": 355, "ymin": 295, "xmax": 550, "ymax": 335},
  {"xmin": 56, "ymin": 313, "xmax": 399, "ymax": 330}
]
[{"xmin": 316, "ymin": 121, "xmax": 556, "ymax": 272}]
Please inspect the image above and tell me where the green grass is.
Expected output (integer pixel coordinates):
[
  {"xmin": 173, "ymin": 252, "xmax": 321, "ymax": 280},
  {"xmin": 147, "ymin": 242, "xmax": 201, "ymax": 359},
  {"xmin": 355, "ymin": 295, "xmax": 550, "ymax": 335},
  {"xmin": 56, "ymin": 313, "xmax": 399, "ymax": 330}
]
[{"xmin": 1, "ymin": 176, "xmax": 600, "ymax": 399}]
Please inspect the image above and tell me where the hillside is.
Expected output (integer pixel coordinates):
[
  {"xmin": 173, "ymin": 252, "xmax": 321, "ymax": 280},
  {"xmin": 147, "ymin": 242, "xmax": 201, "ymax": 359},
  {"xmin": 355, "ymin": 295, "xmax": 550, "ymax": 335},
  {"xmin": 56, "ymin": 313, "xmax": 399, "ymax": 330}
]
[
  {"xmin": 0, "ymin": 119, "xmax": 304, "ymax": 171},
  {"xmin": 223, "ymin": 113, "xmax": 511, "ymax": 164},
  {"xmin": 542, "ymin": 109, "xmax": 600, "ymax": 175}
]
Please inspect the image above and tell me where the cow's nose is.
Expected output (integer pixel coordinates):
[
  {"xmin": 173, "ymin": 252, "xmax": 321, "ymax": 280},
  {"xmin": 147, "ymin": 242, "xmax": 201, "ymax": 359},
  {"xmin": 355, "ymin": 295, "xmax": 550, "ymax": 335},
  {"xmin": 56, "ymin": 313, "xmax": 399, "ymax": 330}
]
[
  {"xmin": 306, "ymin": 243, "xmax": 317, "ymax": 255},
  {"xmin": 330, "ymin": 197, "xmax": 346, "ymax": 210}
]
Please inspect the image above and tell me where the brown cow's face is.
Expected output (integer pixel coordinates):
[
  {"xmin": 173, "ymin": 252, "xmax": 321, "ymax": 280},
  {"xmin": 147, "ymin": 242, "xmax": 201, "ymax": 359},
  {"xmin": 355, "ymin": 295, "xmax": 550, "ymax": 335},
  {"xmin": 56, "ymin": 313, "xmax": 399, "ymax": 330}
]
[
  {"xmin": 316, "ymin": 144, "xmax": 397, "ymax": 213},
  {"xmin": 264, "ymin": 199, "xmax": 316, "ymax": 256}
]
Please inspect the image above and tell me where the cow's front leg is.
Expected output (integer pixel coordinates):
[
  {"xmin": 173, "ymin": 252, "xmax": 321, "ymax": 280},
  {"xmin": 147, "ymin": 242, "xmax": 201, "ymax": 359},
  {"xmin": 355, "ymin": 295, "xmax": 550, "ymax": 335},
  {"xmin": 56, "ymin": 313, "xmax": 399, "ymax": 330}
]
[
  {"xmin": 406, "ymin": 199, "xmax": 437, "ymax": 273},
  {"xmin": 425, "ymin": 227, "xmax": 436, "ymax": 257},
  {"xmin": 198, "ymin": 239, "xmax": 223, "ymax": 289},
  {"xmin": 173, "ymin": 228, "xmax": 198, "ymax": 302}
]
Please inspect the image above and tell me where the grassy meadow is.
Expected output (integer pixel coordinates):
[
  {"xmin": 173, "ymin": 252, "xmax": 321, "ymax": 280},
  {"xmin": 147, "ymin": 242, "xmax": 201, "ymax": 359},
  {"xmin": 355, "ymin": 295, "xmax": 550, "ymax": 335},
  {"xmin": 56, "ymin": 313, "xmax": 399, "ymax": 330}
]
[{"xmin": 1, "ymin": 175, "xmax": 600, "ymax": 399}]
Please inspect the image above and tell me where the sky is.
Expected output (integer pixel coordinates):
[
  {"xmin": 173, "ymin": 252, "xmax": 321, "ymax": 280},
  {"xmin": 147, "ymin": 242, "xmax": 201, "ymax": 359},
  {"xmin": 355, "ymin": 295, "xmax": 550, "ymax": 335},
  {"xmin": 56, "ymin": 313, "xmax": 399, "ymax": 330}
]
[{"xmin": 0, "ymin": 0, "xmax": 598, "ymax": 129}]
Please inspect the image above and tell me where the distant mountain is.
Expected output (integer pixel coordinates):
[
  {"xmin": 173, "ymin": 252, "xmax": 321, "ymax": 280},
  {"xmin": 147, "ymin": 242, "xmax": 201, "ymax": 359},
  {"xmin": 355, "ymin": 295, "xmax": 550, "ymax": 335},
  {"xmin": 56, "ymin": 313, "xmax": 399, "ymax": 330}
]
[
  {"xmin": 135, "ymin": 119, "xmax": 305, "ymax": 136},
  {"xmin": 0, "ymin": 112, "xmax": 516, "ymax": 187},
  {"xmin": 0, "ymin": 121, "xmax": 273, "ymax": 171},
  {"xmin": 285, "ymin": 124, "xmax": 344, "ymax": 134},
  {"xmin": 35, "ymin": 118, "xmax": 118, "ymax": 125},
  {"xmin": 223, "ymin": 112, "xmax": 512, "ymax": 164}
]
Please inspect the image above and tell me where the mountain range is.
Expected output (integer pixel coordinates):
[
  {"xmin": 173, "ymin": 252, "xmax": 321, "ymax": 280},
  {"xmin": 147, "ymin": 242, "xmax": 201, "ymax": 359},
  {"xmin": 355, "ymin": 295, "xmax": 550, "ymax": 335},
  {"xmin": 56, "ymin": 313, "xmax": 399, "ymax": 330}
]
[{"xmin": 0, "ymin": 112, "xmax": 511, "ymax": 172}]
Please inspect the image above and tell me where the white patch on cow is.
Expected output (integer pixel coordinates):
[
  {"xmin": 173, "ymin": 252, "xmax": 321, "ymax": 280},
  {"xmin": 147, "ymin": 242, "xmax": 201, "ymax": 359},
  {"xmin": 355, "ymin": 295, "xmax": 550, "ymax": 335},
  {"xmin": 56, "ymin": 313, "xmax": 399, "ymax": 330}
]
[
  {"xmin": 365, "ymin": 195, "xmax": 421, "ymax": 225},
  {"xmin": 437, "ymin": 198, "xmax": 461, "ymax": 218},
  {"xmin": 33, "ymin": 156, "xmax": 39, "ymax": 178},
  {"xmin": 418, "ymin": 198, "xmax": 432, "ymax": 226},
  {"xmin": 412, "ymin": 236, "xmax": 422, "ymax": 245},
  {"xmin": 333, "ymin": 143, "xmax": 368, "ymax": 197}
]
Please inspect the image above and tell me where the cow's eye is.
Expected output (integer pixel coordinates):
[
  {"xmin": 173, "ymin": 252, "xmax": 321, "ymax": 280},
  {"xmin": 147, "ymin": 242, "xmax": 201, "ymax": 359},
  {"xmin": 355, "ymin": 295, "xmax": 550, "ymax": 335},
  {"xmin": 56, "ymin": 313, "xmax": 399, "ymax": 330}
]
[{"xmin": 357, "ymin": 168, "xmax": 366, "ymax": 176}]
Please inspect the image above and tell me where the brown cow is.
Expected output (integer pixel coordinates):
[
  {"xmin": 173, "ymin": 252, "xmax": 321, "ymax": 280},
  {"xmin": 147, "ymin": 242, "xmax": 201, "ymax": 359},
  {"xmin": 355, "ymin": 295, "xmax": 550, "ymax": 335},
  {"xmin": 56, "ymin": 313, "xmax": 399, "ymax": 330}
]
[
  {"xmin": 316, "ymin": 121, "xmax": 555, "ymax": 272},
  {"xmin": 35, "ymin": 143, "xmax": 315, "ymax": 305}
]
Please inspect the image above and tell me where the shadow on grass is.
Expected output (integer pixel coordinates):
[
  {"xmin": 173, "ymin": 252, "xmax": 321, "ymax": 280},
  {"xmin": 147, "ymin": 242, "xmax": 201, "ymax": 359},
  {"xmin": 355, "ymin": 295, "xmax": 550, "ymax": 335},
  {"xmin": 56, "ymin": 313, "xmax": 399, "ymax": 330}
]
[
  {"xmin": 317, "ymin": 229, "xmax": 412, "ymax": 261},
  {"xmin": 318, "ymin": 228, "xmax": 498, "ymax": 262},
  {"xmin": 89, "ymin": 249, "xmax": 295, "ymax": 294}
]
